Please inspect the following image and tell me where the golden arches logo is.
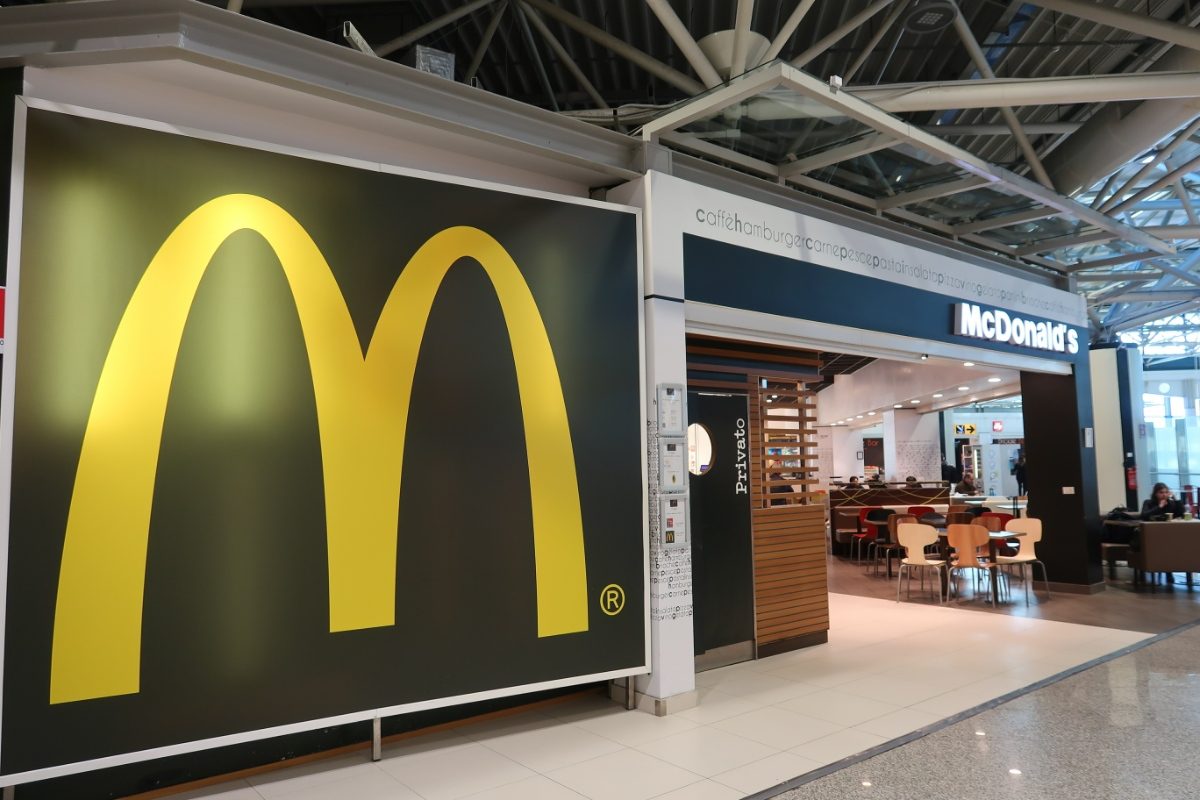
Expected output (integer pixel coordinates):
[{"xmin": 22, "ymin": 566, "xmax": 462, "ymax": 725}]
[{"xmin": 50, "ymin": 194, "xmax": 589, "ymax": 705}]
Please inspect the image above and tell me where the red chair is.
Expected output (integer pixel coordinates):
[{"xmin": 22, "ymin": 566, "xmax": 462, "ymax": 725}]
[
  {"xmin": 908, "ymin": 506, "xmax": 936, "ymax": 518},
  {"xmin": 852, "ymin": 507, "xmax": 882, "ymax": 562}
]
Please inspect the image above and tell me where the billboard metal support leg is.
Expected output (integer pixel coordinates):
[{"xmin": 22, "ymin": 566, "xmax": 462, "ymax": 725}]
[
  {"xmin": 372, "ymin": 716, "xmax": 382, "ymax": 762},
  {"xmin": 4, "ymin": 785, "xmax": 13, "ymax": 799},
  {"xmin": 625, "ymin": 677, "xmax": 635, "ymax": 710}
]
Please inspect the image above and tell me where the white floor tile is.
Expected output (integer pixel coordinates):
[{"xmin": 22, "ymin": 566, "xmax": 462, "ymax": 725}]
[
  {"xmin": 636, "ymin": 726, "xmax": 780, "ymax": 777},
  {"xmin": 378, "ymin": 741, "xmax": 534, "ymax": 799},
  {"xmin": 648, "ymin": 780, "xmax": 744, "ymax": 800},
  {"xmin": 699, "ymin": 671, "xmax": 822, "ymax": 705},
  {"xmin": 249, "ymin": 754, "xmax": 382, "ymax": 798},
  {"xmin": 779, "ymin": 688, "xmax": 901, "ymax": 727},
  {"xmin": 710, "ymin": 751, "xmax": 824, "ymax": 794},
  {"xmin": 676, "ymin": 688, "xmax": 763, "ymax": 724},
  {"xmin": 165, "ymin": 781, "xmax": 262, "ymax": 800},
  {"xmin": 711, "ymin": 706, "xmax": 844, "ymax": 749},
  {"xmin": 563, "ymin": 705, "xmax": 701, "ymax": 746},
  {"xmin": 474, "ymin": 720, "xmax": 625, "ymax": 772},
  {"xmin": 788, "ymin": 728, "xmax": 889, "ymax": 765},
  {"xmin": 852, "ymin": 707, "xmax": 944, "ymax": 739},
  {"xmin": 269, "ymin": 768, "xmax": 421, "ymax": 800},
  {"xmin": 546, "ymin": 748, "xmax": 701, "ymax": 800},
  {"xmin": 458, "ymin": 775, "xmax": 587, "ymax": 799}
]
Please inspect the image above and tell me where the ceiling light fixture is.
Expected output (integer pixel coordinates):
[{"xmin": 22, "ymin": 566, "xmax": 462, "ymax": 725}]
[
  {"xmin": 910, "ymin": 399, "xmax": 920, "ymax": 404},
  {"xmin": 867, "ymin": 411, "xmax": 876, "ymax": 416},
  {"xmin": 987, "ymin": 377, "xmax": 1002, "ymax": 383},
  {"xmin": 963, "ymin": 361, "xmax": 975, "ymax": 367},
  {"xmin": 932, "ymin": 393, "xmax": 944, "ymax": 398},
  {"xmin": 894, "ymin": 403, "xmax": 904, "ymax": 408},
  {"xmin": 919, "ymin": 354, "xmax": 929, "ymax": 360},
  {"xmin": 957, "ymin": 386, "xmax": 970, "ymax": 391}
]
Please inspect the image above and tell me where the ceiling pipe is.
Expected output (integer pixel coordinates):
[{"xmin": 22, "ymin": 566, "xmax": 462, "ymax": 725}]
[
  {"xmin": 465, "ymin": 0, "xmax": 508, "ymax": 83},
  {"xmin": 523, "ymin": 3, "xmax": 608, "ymax": 109},
  {"xmin": 1041, "ymin": 47, "xmax": 1200, "ymax": 197},
  {"xmin": 843, "ymin": 0, "xmax": 911, "ymax": 84},
  {"xmin": 729, "ymin": 0, "xmax": 756, "ymax": 78},
  {"xmin": 375, "ymin": 0, "xmax": 497, "ymax": 58}
]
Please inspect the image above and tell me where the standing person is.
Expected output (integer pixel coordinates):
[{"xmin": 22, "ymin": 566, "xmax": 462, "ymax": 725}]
[
  {"xmin": 1140, "ymin": 482, "xmax": 1185, "ymax": 520},
  {"xmin": 1013, "ymin": 456, "xmax": 1027, "ymax": 496},
  {"xmin": 941, "ymin": 457, "xmax": 962, "ymax": 485}
]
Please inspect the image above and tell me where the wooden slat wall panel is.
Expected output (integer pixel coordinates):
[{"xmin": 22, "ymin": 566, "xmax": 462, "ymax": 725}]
[{"xmin": 749, "ymin": 375, "xmax": 829, "ymax": 648}]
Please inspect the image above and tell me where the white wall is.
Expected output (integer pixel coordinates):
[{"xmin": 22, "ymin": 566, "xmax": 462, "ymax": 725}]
[
  {"xmin": 1090, "ymin": 349, "xmax": 1127, "ymax": 512},
  {"xmin": 884, "ymin": 410, "xmax": 942, "ymax": 483}
]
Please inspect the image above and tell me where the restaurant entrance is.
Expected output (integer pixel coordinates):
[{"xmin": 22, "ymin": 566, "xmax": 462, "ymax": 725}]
[{"xmin": 687, "ymin": 392, "xmax": 754, "ymax": 668}]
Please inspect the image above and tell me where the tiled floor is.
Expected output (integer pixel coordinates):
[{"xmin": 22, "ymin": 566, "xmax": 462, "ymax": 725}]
[
  {"xmin": 773, "ymin": 621, "xmax": 1200, "ymax": 800},
  {"xmin": 163, "ymin": 593, "xmax": 1150, "ymax": 800}
]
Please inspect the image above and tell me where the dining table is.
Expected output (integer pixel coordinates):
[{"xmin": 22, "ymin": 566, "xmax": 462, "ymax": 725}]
[{"xmin": 927, "ymin": 525, "xmax": 1025, "ymax": 604}]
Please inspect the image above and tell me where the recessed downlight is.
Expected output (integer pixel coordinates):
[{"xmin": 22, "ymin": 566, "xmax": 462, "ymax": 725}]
[
  {"xmin": 932, "ymin": 393, "xmax": 944, "ymax": 398},
  {"xmin": 957, "ymin": 386, "xmax": 970, "ymax": 391},
  {"xmin": 987, "ymin": 377, "xmax": 1002, "ymax": 383},
  {"xmin": 856, "ymin": 414, "xmax": 864, "ymax": 419},
  {"xmin": 867, "ymin": 411, "xmax": 876, "ymax": 416},
  {"xmin": 894, "ymin": 403, "xmax": 904, "ymax": 408},
  {"xmin": 910, "ymin": 399, "xmax": 920, "ymax": 404},
  {"xmin": 963, "ymin": 361, "xmax": 975, "ymax": 367}
]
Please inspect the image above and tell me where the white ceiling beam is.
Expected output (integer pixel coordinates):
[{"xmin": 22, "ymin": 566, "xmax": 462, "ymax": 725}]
[
  {"xmin": 729, "ymin": 0, "xmax": 756, "ymax": 78},
  {"xmin": 953, "ymin": 207, "xmax": 1060, "ymax": 235},
  {"xmin": 791, "ymin": 0, "xmax": 898, "ymax": 69},
  {"xmin": 465, "ymin": 0, "xmax": 508, "ymax": 83},
  {"xmin": 758, "ymin": 0, "xmax": 819, "ymax": 66},
  {"xmin": 950, "ymin": 5, "xmax": 1053, "ymax": 189},
  {"xmin": 523, "ymin": 0, "xmax": 705, "ymax": 96},
  {"xmin": 1107, "ymin": 152, "xmax": 1200, "ymax": 216},
  {"xmin": 1014, "ymin": 231, "xmax": 1116, "ymax": 257},
  {"xmin": 1031, "ymin": 0, "xmax": 1200, "ymax": 55},
  {"xmin": 852, "ymin": 71, "xmax": 1200, "ymax": 113},
  {"xmin": 1099, "ymin": 118, "xmax": 1200, "ymax": 213},
  {"xmin": 376, "ymin": 0, "xmax": 497, "ymax": 58},
  {"xmin": 522, "ymin": 3, "xmax": 607, "ymax": 109},
  {"xmin": 875, "ymin": 176, "xmax": 990, "ymax": 210},
  {"xmin": 843, "ymin": 0, "xmax": 911, "ymax": 84},
  {"xmin": 778, "ymin": 133, "xmax": 895, "ymax": 176},
  {"xmin": 644, "ymin": 0, "xmax": 723, "ymax": 88}
]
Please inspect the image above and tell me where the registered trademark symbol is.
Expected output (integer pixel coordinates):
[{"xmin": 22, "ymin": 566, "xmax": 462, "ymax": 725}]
[{"xmin": 600, "ymin": 583, "xmax": 625, "ymax": 616}]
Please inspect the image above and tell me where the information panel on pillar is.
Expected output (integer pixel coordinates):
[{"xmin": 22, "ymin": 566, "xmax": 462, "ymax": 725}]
[{"xmin": 0, "ymin": 107, "xmax": 646, "ymax": 781}]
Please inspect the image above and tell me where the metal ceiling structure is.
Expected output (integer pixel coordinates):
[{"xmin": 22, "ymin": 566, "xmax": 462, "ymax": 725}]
[{"xmin": 8, "ymin": 0, "xmax": 1200, "ymax": 352}]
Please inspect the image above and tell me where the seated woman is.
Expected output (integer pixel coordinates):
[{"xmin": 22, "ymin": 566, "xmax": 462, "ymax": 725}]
[{"xmin": 1140, "ymin": 482, "xmax": 1186, "ymax": 520}]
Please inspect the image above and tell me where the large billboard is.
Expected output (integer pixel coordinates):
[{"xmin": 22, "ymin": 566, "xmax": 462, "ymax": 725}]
[{"xmin": 0, "ymin": 107, "xmax": 645, "ymax": 781}]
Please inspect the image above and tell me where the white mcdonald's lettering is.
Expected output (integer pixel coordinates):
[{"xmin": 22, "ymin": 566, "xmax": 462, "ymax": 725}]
[{"xmin": 953, "ymin": 302, "xmax": 1078, "ymax": 355}]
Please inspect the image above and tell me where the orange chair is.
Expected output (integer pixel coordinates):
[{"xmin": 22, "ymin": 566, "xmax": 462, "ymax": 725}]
[
  {"xmin": 874, "ymin": 515, "xmax": 917, "ymax": 576},
  {"xmin": 946, "ymin": 524, "xmax": 1003, "ymax": 606}
]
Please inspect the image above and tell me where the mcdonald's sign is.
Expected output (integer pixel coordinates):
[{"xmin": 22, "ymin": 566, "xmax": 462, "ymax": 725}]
[{"xmin": 1, "ymin": 109, "xmax": 645, "ymax": 779}]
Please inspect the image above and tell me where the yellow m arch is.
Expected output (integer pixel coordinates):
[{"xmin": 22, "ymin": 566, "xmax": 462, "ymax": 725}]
[{"xmin": 50, "ymin": 194, "xmax": 588, "ymax": 704}]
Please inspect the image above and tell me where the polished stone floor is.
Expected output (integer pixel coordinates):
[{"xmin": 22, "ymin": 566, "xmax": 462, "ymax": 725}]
[{"xmin": 769, "ymin": 622, "xmax": 1200, "ymax": 800}]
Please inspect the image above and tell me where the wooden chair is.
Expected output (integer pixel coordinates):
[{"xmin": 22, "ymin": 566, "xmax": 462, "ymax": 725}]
[
  {"xmin": 946, "ymin": 524, "xmax": 1002, "ymax": 606},
  {"xmin": 947, "ymin": 504, "xmax": 970, "ymax": 514},
  {"xmin": 945, "ymin": 511, "xmax": 974, "ymax": 525},
  {"xmin": 896, "ymin": 523, "xmax": 946, "ymax": 604},
  {"xmin": 998, "ymin": 518, "xmax": 1051, "ymax": 602}
]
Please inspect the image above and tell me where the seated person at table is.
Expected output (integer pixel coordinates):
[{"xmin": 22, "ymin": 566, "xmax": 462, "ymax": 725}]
[
  {"xmin": 846, "ymin": 475, "xmax": 861, "ymax": 487},
  {"xmin": 1140, "ymin": 482, "xmax": 1186, "ymax": 520},
  {"xmin": 866, "ymin": 475, "xmax": 886, "ymax": 488},
  {"xmin": 955, "ymin": 473, "xmax": 979, "ymax": 495}
]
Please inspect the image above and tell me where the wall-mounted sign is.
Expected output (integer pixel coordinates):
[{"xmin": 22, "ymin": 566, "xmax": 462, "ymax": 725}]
[
  {"xmin": 657, "ymin": 384, "xmax": 685, "ymax": 436},
  {"xmin": 660, "ymin": 496, "xmax": 688, "ymax": 549},
  {"xmin": 955, "ymin": 423, "xmax": 978, "ymax": 435},
  {"xmin": 993, "ymin": 420, "xmax": 1004, "ymax": 433},
  {"xmin": 1, "ymin": 108, "xmax": 645, "ymax": 783},
  {"xmin": 954, "ymin": 302, "xmax": 1080, "ymax": 355},
  {"xmin": 660, "ymin": 439, "xmax": 686, "ymax": 492}
]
